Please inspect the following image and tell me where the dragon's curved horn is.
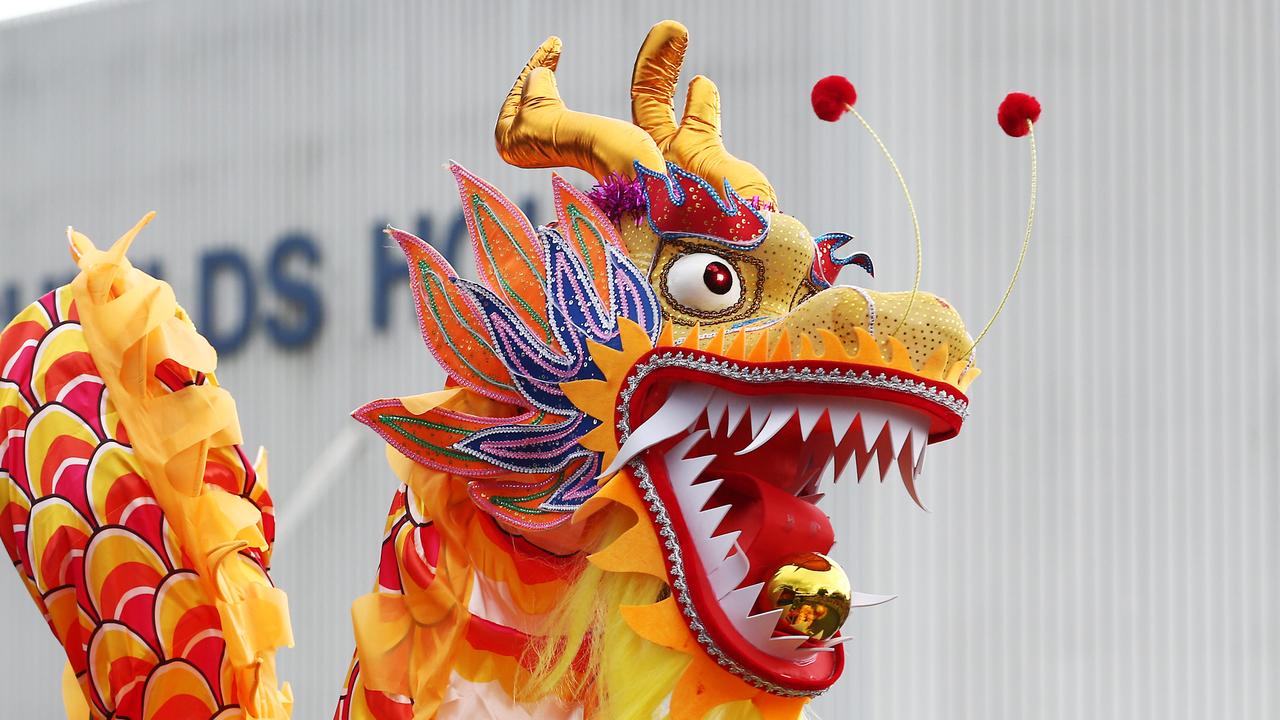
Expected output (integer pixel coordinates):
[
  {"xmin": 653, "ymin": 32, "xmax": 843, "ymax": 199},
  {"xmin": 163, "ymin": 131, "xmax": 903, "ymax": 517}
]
[
  {"xmin": 631, "ymin": 20, "xmax": 778, "ymax": 208},
  {"xmin": 631, "ymin": 21, "xmax": 686, "ymax": 150},
  {"xmin": 496, "ymin": 36, "xmax": 666, "ymax": 181}
]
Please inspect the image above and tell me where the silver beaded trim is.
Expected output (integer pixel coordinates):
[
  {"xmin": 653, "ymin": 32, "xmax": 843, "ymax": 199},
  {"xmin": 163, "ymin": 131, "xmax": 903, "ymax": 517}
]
[
  {"xmin": 617, "ymin": 350, "xmax": 968, "ymax": 437},
  {"xmin": 613, "ymin": 351, "xmax": 967, "ymax": 698},
  {"xmin": 630, "ymin": 460, "xmax": 822, "ymax": 698}
]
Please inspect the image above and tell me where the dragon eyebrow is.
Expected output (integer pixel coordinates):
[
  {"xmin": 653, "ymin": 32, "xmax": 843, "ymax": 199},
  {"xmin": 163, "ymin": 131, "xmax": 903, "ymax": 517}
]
[{"xmin": 634, "ymin": 161, "xmax": 771, "ymax": 248}]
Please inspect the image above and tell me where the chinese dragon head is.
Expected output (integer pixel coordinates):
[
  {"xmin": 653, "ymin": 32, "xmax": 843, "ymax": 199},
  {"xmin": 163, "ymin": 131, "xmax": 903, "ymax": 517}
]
[
  {"xmin": 337, "ymin": 20, "xmax": 981, "ymax": 720},
  {"xmin": 0, "ymin": 16, "xmax": 1038, "ymax": 720}
]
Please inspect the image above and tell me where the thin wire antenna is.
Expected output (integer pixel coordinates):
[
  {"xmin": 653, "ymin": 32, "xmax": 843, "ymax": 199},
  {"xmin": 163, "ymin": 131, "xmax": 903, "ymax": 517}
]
[
  {"xmin": 850, "ymin": 106, "xmax": 922, "ymax": 338},
  {"xmin": 963, "ymin": 120, "xmax": 1038, "ymax": 360}
]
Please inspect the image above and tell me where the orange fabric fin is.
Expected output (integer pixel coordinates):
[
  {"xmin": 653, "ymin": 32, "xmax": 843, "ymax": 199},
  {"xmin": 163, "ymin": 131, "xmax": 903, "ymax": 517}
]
[
  {"xmin": 389, "ymin": 226, "xmax": 522, "ymax": 405},
  {"xmin": 451, "ymin": 163, "xmax": 554, "ymax": 345},
  {"xmin": 552, "ymin": 173, "xmax": 627, "ymax": 306},
  {"xmin": 352, "ymin": 394, "xmax": 543, "ymax": 477}
]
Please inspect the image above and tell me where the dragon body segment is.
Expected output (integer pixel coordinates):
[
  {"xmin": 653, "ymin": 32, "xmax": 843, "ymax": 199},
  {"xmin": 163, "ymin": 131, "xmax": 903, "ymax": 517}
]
[{"xmin": 1, "ymin": 225, "xmax": 291, "ymax": 719}]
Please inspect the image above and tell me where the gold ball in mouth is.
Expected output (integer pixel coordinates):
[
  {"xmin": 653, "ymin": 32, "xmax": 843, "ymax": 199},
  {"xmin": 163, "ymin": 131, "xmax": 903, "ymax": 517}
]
[{"xmin": 764, "ymin": 552, "xmax": 852, "ymax": 640}]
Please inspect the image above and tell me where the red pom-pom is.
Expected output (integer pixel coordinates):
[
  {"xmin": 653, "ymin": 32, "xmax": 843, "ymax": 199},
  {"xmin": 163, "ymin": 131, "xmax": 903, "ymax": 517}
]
[
  {"xmin": 998, "ymin": 92, "xmax": 1041, "ymax": 137},
  {"xmin": 811, "ymin": 75, "xmax": 857, "ymax": 122}
]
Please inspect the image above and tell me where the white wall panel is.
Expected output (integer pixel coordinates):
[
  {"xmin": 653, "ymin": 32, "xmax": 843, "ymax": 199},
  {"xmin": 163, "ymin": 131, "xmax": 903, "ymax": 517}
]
[{"xmin": 0, "ymin": 0, "xmax": 1274, "ymax": 717}]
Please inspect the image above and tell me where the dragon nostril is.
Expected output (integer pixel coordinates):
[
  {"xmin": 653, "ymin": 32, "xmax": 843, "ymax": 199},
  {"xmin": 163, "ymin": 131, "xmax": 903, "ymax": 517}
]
[{"xmin": 703, "ymin": 261, "xmax": 734, "ymax": 295}]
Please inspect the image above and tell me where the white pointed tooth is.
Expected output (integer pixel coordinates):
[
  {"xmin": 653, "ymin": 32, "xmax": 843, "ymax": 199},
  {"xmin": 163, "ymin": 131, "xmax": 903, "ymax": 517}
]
[
  {"xmin": 663, "ymin": 431, "xmax": 713, "ymax": 488},
  {"xmin": 885, "ymin": 417, "xmax": 911, "ymax": 461},
  {"xmin": 737, "ymin": 400, "xmax": 794, "ymax": 455},
  {"xmin": 847, "ymin": 427, "xmax": 878, "ymax": 483},
  {"xmin": 852, "ymin": 591, "xmax": 897, "ymax": 607},
  {"xmin": 723, "ymin": 396, "xmax": 749, "ymax": 436},
  {"xmin": 835, "ymin": 452, "xmax": 860, "ymax": 485},
  {"xmin": 600, "ymin": 385, "xmax": 712, "ymax": 477},
  {"xmin": 856, "ymin": 409, "xmax": 894, "ymax": 482},
  {"xmin": 817, "ymin": 454, "xmax": 836, "ymax": 491},
  {"xmin": 747, "ymin": 401, "xmax": 769, "ymax": 437},
  {"xmin": 673, "ymin": 455, "xmax": 717, "ymax": 489},
  {"xmin": 707, "ymin": 543, "xmax": 751, "ymax": 599},
  {"xmin": 690, "ymin": 503, "xmax": 731, "ymax": 541},
  {"xmin": 901, "ymin": 427, "xmax": 920, "ymax": 465},
  {"xmin": 796, "ymin": 400, "xmax": 826, "ymax": 441},
  {"xmin": 699, "ymin": 528, "xmax": 741, "ymax": 564},
  {"xmin": 889, "ymin": 417, "xmax": 931, "ymax": 502},
  {"xmin": 720, "ymin": 582, "xmax": 767, "ymax": 622},
  {"xmin": 913, "ymin": 419, "xmax": 930, "ymax": 464},
  {"xmin": 863, "ymin": 460, "xmax": 886, "ymax": 484},
  {"xmin": 908, "ymin": 427, "xmax": 930, "ymax": 478},
  {"xmin": 704, "ymin": 392, "xmax": 729, "ymax": 437},
  {"xmin": 818, "ymin": 635, "xmax": 856, "ymax": 647},
  {"xmin": 740, "ymin": 607, "xmax": 787, "ymax": 647},
  {"xmin": 896, "ymin": 431, "xmax": 929, "ymax": 508},
  {"xmin": 765, "ymin": 634, "xmax": 813, "ymax": 659},
  {"xmin": 666, "ymin": 455, "xmax": 717, "ymax": 514},
  {"xmin": 679, "ymin": 478, "xmax": 724, "ymax": 515},
  {"xmin": 857, "ymin": 408, "xmax": 890, "ymax": 453},
  {"xmin": 882, "ymin": 431, "xmax": 912, "ymax": 489},
  {"xmin": 885, "ymin": 406, "xmax": 929, "ymax": 462},
  {"xmin": 827, "ymin": 402, "xmax": 858, "ymax": 446}
]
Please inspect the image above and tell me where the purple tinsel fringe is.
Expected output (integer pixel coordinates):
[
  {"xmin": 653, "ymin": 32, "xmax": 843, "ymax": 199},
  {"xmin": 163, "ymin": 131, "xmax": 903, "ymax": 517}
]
[
  {"xmin": 586, "ymin": 173, "xmax": 647, "ymax": 226},
  {"xmin": 745, "ymin": 195, "xmax": 776, "ymax": 212}
]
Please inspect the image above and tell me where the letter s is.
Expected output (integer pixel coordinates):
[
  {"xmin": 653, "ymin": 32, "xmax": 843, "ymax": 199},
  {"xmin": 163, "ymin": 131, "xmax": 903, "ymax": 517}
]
[
  {"xmin": 199, "ymin": 249, "xmax": 256, "ymax": 355},
  {"xmin": 265, "ymin": 233, "xmax": 325, "ymax": 349}
]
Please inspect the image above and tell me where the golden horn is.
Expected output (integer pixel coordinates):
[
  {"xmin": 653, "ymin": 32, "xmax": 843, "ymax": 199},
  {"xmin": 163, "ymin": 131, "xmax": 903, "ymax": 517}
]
[
  {"xmin": 631, "ymin": 21, "xmax": 687, "ymax": 150},
  {"xmin": 631, "ymin": 20, "xmax": 778, "ymax": 207},
  {"xmin": 496, "ymin": 36, "xmax": 665, "ymax": 181}
]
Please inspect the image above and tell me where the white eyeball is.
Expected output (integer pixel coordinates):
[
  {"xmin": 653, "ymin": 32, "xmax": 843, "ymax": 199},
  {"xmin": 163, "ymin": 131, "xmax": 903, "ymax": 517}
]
[{"xmin": 664, "ymin": 252, "xmax": 743, "ymax": 313}]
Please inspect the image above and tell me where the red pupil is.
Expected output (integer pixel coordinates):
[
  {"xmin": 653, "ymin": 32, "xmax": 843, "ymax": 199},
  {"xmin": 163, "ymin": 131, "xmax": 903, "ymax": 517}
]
[{"xmin": 703, "ymin": 262, "xmax": 733, "ymax": 295}]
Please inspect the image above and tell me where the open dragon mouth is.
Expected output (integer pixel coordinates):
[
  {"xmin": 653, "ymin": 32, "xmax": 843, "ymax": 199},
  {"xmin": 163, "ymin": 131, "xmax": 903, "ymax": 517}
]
[{"xmin": 609, "ymin": 347, "xmax": 968, "ymax": 696}]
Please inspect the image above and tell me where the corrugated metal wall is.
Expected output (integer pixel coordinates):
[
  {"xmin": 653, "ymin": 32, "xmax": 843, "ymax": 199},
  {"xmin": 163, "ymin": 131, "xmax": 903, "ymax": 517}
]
[{"xmin": 1, "ymin": 0, "xmax": 1275, "ymax": 717}]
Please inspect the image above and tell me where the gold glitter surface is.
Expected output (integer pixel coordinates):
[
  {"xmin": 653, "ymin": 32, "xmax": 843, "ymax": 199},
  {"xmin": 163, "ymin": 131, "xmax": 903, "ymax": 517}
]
[{"xmin": 621, "ymin": 211, "xmax": 973, "ymax": 370}]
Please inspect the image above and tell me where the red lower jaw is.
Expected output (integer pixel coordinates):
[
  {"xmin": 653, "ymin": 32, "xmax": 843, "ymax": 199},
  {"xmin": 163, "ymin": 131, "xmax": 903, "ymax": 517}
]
[
  {"xmin": 641, "ymin": 442, "xmax": 844, "ymax": 695},
  {"xmin": 613, "ymin": 349, "xmax": 970, "ymax": 696},
  {"xmin": 689, "ymin": 419, "xmax": 839, "ymax": 590}
]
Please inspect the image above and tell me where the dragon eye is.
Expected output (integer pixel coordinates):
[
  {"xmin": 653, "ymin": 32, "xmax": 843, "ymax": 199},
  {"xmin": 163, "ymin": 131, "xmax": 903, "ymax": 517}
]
[{"xmin": 665, "ymin": 252, "xmax": 743, "ymax": 313}]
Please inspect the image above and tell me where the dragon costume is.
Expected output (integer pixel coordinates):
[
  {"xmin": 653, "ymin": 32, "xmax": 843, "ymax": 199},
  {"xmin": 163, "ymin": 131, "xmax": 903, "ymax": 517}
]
[{"xmin": 1, "ymin": 19, "xmax": 1039, "ymax": 720}]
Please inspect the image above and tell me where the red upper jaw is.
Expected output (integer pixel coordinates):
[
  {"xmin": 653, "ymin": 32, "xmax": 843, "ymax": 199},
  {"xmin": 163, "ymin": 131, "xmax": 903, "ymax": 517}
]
[{"xmin": 616, "ymin": 347, "xmax": 968, "ymax": 696}]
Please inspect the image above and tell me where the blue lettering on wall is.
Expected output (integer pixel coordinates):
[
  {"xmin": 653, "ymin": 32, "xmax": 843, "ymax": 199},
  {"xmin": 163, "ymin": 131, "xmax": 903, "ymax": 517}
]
[
  {"xmin": 265, "ymin": 233, "xmax": 324, "ymax": 349},
  {"xmin": 4, "ymin": 197, "xmax": 550, "ymax": 353},
  {"xmin": 199, "ymin": 249, "xmax": 256, "ymax": 355}
]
